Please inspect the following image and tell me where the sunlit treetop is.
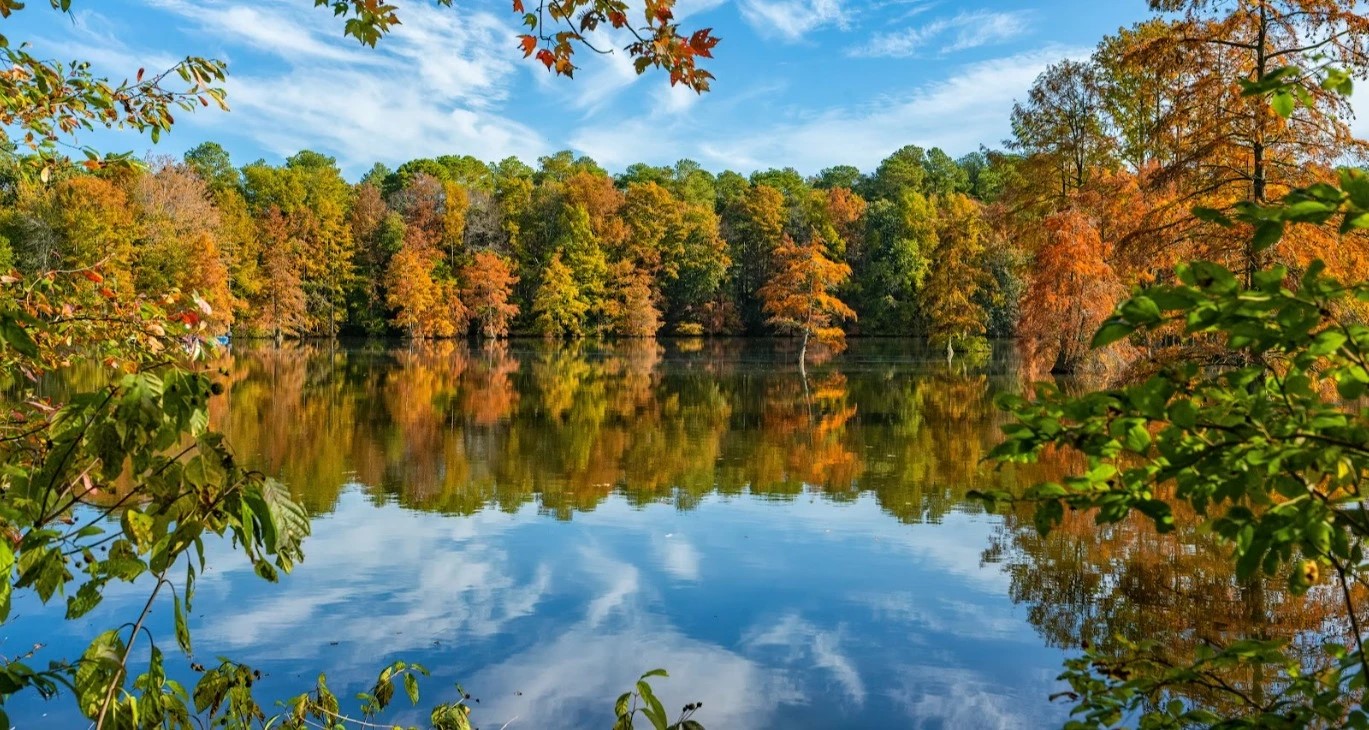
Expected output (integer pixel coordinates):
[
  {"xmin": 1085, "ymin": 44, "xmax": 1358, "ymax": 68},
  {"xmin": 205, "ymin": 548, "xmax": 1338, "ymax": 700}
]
[{"xmin": 0, "ymin": 0, "xmax": 719, "ymax": 178}]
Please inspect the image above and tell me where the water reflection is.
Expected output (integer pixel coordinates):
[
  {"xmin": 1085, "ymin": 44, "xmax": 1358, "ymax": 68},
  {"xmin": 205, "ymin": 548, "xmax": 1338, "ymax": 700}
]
[
  {"xmin": 11, "ymin": 341, "xmax": 1343, "ymax": 728},
  {"xmin": 212, "ymin": 340, "xmax": 1025, "ymax": 524},
  {"xmin": 987, "ymin": 503, "xmax": 1356, "ymax": 717}
]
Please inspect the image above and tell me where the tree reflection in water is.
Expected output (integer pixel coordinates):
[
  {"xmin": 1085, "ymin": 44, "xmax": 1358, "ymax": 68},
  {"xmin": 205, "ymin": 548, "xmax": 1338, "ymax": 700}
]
[{"xmin": 200, "ymin": 339, "xmax": 1350, "ymax": 719}]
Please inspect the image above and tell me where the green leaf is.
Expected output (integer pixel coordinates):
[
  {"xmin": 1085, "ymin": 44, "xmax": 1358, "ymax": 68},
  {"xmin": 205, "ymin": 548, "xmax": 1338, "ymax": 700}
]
[
  {"xmin": 404, "ymin": 672, "xmax": 419, "ymax": 705},
  {"xmin": 0, "ymin": 313, "xmax": 38, "ymax": 357},
  {"xmin": 1192, "ymin": 206, "xmax": 1233, "ymax": 227},
  {"xmin": 243, "ymin": 477, "xmax": 310, "ymax": 571},
  {"xmin": 0, "ymin": 540, "xmax": 12, "ymax": 621},
  {"xmin": 637, "ymin": 680, "xmax": 669, "ymax": 730},
  {"xmin": 66, "ymin": 580, "xmax": 103, "ymax": 619},
  {"xmin": 75, "ymin": 630, "xmax": 125, "ymax": 719},
  {"xmin": 1270, "ymin": 90, "xmax": 1294, "ymax": 118},
  {"xmin": 1252, "ymin": 220, "xmax": 1285, "ymax": 252},
  {"xmin": 122, "ymin": 509, "xmax": 155, "ymax": 550},
  {"xmin": 1092, "ymin": 321, "xmax": 1135, "ymax": 348},
  {"xmin": 1309, "ymin": 330, "xmax": 1348, "ymax": 356},
  {"xmin": 174, "ymin": 593, "xmax": 192, "ymax": 654}
]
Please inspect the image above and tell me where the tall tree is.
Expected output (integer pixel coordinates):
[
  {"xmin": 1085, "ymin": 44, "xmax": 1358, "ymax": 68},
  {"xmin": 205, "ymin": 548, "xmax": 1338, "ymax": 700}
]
[
  {"xmin": 760, "ymin": 232, "xmax": 856, "ymax": 362},
  {"xmin": 723, "ymin": 183, "xmax": 786, "ymax": 331},
  {"xmin": 922, "ymin": 194, "xmax": 991, "ymax": 354},
  {"xmin": 461, "ymin": 250, "xmax": 520, "ymax": 339},
  {"xmin": 1136, "ymin": 0, "xmax": 1369, "ymax": 279},
  {"xmin": 864, "ymin": 145, "xmax": 929, "ymax": 201},
  {"xmin": 43, "ymin": 176, "xmax": 137, "ymax": 285},
  {"xmin": 532, "ymin": 252, "xmax": 590, "ymax": 338},
  {"xmin": 132, "ymin": 158, "xmax": 234, "ymax": 328},
  {"xmin": 385, "ymin": 242, "xmax": 464, "ymax": 339},
  {"xmin": 1018, "ymin": 209, "xmax": 1126, "ymax": 374},
  {"xmin": 253, "ymin": 207, "xmax": 308, "ymax": 341},
  {"xmin": 1010, "ymin": 59, "xmax": 1115, "ymax": 199},
  {"xmin": 853, "ymin": 192, "xmax": 935, "ymax": 335},
  {"xmin": 347, "ymin": 182, "xmax": 393, "ymax": 333}
]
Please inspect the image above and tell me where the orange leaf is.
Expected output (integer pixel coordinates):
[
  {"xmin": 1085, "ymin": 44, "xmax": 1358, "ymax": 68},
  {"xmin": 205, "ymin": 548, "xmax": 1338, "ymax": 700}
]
[
  {"xmin": 82, "ymin": 270, "xmax": 104, "ymax": 283},
  {"xmin": 519, "ymin": 34, "xmax": 537, "ymax": 56},
  {"xmin": 512, "ymin": 0, "xmax": 524, "ymax": 11}
]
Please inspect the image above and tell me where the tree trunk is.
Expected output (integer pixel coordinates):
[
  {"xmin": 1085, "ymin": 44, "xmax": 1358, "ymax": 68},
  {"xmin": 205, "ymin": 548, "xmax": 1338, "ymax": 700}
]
[{"xmin": 1248, "ymin": 0, "xmax": 1270, "ymax": 286}]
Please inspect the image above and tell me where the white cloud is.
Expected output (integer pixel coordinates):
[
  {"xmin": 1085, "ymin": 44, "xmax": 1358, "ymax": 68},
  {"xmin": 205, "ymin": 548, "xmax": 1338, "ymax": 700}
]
[
  {"xmin": 744, "ymin": 613, "xmax": 866, "ymax": 705},
  {"xmin": 849, "ymin": 10, "xmax": 1032, "ymax": 58},
  {"xmin": 655, "ymin": 534, "xmax": 703, "ymax": 580},
  {"xmin": 739, "ymin": 0, "xmax": 849, "ymax": 42},
  {"xmin": 87, "ymin": 0, "xmax": 549, "ymax": 174},
  {"xmin": 572, "ymin": 46, "xmax": 1087, "ymax": 174},
  {"xmin": 888, "ymin": 665, "xmax": 1062, "ymax": 729},
  {"xmin": 189, "ymin": 492, "xmax": 553, "ymax": 662}
]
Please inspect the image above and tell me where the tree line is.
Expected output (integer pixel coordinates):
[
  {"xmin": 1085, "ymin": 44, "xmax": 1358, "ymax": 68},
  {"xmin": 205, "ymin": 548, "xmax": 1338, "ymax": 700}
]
[
  {"xmin": 0, "ymin": 143, "xmax": 1007, "ymax": 351},
  {"xmin": 2, "ymin": 2, "xmax": 1365, "ymax": 373}
]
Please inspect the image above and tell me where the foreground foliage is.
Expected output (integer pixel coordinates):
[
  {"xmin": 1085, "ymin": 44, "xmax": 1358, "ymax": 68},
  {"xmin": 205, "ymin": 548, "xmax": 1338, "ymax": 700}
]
[{"xmin": 980, "ymin": 70, "xmax": 1369, "ymax": 727}]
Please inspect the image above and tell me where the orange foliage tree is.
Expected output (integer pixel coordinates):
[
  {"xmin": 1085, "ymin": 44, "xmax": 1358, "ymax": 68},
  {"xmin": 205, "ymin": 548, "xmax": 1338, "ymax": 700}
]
[
  {"xmin": 1018, "ymin": 209, "xmax": 1126, "ymax": 374},
  {"xmin": 759, "ymin": 232, "xmax": 856, "ymax": 362},
  {"xmin": 460, "ymin": 250, "xmax": 520, "ymax": 339},
  {"xmin": 252, "ymin": 207, "xmax": 308, "ymax": 340},
  {"xmin": 385, "ymin": 243, "xmax": 465, "ymax": 339}
]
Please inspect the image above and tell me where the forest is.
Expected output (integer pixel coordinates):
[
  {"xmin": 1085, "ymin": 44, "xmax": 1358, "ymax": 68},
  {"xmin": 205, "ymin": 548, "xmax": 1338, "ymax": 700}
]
[{"xmin": 3, "ymin": 0, "xmax": 1365, "ymax": 375}]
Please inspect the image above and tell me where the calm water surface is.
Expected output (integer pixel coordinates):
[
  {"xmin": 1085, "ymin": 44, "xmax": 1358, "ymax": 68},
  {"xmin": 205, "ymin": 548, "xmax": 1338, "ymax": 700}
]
[{"xmin": 10, "ymin": 340, "xmax": 1273, "ymax": 728}]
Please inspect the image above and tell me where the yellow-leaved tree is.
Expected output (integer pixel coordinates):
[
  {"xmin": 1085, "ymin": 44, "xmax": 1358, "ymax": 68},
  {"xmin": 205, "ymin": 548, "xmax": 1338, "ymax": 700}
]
[{"xmin": 759, "ymin": 231, "xmax": 856, "ymax": 364}]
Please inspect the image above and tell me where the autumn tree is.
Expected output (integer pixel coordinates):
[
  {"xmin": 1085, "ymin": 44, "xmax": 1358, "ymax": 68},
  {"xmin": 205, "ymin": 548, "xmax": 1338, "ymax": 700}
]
[
  {"xmin": 532, "ymin": 252, "xmax": 590, "ymax": 338},
  {"xmin": 132, "ymin": 158, "xmax": 235, "ymax": 327},
  {"xmin": 386, "ymin": 242, "xmax": 465, "ymax": 339},
  {"xmin": 564, "ymin": 170, "xmax": 628, "ymax": 251},
  {"xmin": 253, "ymin": 207, "xmax": 308, "ymax": 341},
  {"xmin": 1018, "ymin": 209, "xmax": 1126, "ymax": 374},
  {"xmin": 607, "ymin": 262, "xmax": 662, "ymax": 337},
  {"xmin": 922, "ymin": 194, "xmax": 991, "ymax": 354},
  {"xmin": 1010, "ymin": 59, "xmax": 1115, "ymax": 199},
  {"xmin": 242, "ymin": 151, "xmax": 356, "ymax": 336},
  {"xmin": 347, "ymin": 181, "xmax": 393, "ymax": 333},
  {"xmin": 461, "ymin": 250, "xmax": 520, "ymax": 338},
  {"xmin": 441, "ymin": 180, "xmax": 469, "ymax": 270},
  {"xmin": 41, "ymin": 176, "xmax": 138, "ymax": 285},
  {"xmin": 759, "ymin": 232, "xmax": 856, "ymax": 362},
  {"xmin": 1137, "ymin": 0, "xmax": 1369, "ymax": 280}
]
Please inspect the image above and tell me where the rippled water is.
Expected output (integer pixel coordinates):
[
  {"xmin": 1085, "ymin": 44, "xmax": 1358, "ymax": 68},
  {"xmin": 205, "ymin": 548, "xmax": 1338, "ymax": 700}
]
[{"xmin": 11, "ymin": 340, "xmax": 1292, "ymax": 728}]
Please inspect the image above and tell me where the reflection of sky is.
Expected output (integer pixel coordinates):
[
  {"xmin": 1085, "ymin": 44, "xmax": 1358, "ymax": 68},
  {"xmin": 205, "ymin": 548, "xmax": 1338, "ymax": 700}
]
[{"xmin": 7, "ymin": 489, "xmax": 1071, "ymax": 729}]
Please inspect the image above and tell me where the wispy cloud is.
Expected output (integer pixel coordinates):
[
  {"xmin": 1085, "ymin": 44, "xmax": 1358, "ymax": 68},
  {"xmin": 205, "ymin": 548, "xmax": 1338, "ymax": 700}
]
[
  {"xmin": 571, "ymin": 46, "xmax": 1086, "ymax": 175},
  {"xmin": 849, "ymin": 9, "xmax": 1032, "ymax": 58},
  {"xmin": 46, "ymin": 0, "xmax": 547, "ymax": 175},
  {"xmin": 739, "ymin": 0, "xmax": 849, "ymax": 42}
]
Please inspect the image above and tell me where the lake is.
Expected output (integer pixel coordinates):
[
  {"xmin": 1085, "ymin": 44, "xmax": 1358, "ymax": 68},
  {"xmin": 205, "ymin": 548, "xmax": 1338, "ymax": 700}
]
[{"xmin": 7, "ymin": 341, "xmax": 1301, "ymax": 729}]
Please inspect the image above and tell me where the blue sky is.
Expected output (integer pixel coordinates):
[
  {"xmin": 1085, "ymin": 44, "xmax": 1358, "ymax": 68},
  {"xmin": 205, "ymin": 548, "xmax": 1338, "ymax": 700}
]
[{"xmin": 14, "ymin": 1, "xmax": 1163, "ymax": 178}]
